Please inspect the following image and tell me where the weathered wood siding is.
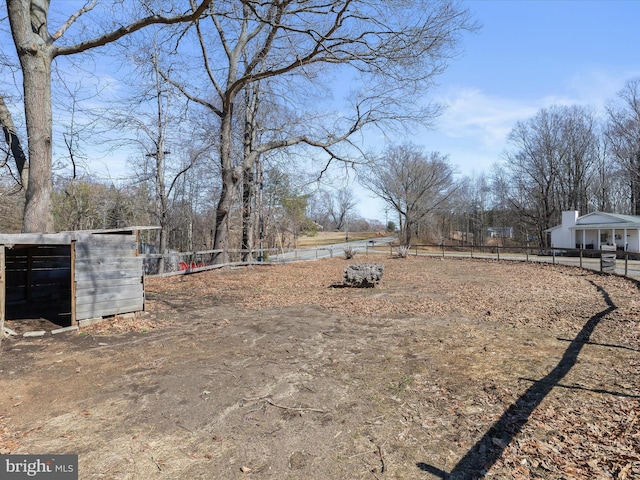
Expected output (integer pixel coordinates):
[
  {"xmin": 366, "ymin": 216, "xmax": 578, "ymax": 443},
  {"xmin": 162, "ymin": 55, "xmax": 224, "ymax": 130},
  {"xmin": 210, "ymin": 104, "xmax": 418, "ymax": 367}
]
[{"xmin": 74, "ymin": 234, "xmax": 144, "ymax": 320}]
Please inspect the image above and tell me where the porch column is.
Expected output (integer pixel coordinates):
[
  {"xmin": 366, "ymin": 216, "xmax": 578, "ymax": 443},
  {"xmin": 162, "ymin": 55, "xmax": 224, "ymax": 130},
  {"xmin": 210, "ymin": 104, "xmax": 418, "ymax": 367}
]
[
  {"xmin": 611, "ymin": 228, "xmax": 615, "ymax": 247},
  {"xmin": 582, "ymin": 229, "xmax": 586, "ymax": 249},
  {"xmin": 597, "ymin": 229, "xmax": 601, "ymax": 249},
  {"xmin": 624, "ymin": 228, "xmax": 628, "ymax": 251}
]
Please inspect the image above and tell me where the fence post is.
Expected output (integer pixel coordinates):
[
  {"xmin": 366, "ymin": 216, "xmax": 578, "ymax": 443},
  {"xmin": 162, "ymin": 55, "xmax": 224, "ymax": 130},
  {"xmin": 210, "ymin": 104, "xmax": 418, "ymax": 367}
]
[
  {"xmin": 525, "ymin": 246, "xmax": 528, "ymax": 262},
  {"xmin": 441, "ymin": 242, "xmax": 445, "ymax": 258},
  {"xmin": 471, "ymin": 245, "xmax": 474, "ymax": 258},
  {"xmin": 415, "ymin": 244, "xmax": 418, "ymax": 256},
  {"xmin": 579, "ymin": 248, "xmax": 583, "ymax": 269},
  {"xmin": 625, "ymin": 252, "xmax": 628, "ymax": 276},
  {"xmin": 600, "ymin": 252, "xmax": 603, "ymax": 272},
  {"xmin": 497, "ymin": 246, "xmax": 500, "ymax": 261},
  {"xmin": 552, "ymin": 246, "xmax": 556, "ymax": 265}
]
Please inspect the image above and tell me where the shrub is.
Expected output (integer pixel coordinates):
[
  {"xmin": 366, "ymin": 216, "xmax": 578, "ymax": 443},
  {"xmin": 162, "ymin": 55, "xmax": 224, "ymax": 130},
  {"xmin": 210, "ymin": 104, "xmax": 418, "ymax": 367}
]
[{"xmin": 343, "ymin": 245, "xmax": 358, "ymax": 259}]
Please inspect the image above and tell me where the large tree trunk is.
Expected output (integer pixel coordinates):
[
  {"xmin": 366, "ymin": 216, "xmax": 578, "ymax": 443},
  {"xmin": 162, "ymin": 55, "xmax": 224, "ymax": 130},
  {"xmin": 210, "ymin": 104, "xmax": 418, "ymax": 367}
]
[
  {"xmin": 241, "ymin": 165, "xmax": 255, "ymax": 262},
  {"xmin": 21, "ymin": 49, "xmax": 54, "ymax": 232},
  {"xmin": 213, "ymin": 172, "xmax": 236, "ymax": 264},
  {"xmin": 213, "ymin": 97, "xmax": 239, "ymax": 264},
  {"xmin": 240, "ymin": 82, "xmax": 261, "ymax": 262},
  {"xmin": 8, "ymin": 0, "xmax": 55, "ymax": 233},
  {"xmin": 404, "ymin": 218, "xmax": 414, "ymax": 247}
]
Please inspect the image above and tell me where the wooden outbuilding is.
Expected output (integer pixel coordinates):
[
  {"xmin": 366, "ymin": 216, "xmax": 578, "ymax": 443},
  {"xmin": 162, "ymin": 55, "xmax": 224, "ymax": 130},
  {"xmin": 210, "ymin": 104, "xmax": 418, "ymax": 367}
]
[{"xmin": 0, "ymin": 227, "xmax": 158, "ymax": 327}]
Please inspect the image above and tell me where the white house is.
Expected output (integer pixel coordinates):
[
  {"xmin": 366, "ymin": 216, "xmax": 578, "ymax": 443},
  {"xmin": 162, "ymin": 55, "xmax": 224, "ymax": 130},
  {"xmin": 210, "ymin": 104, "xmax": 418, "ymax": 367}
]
[
  {"xmin": 487, "ymin": 226, "xmax": 514, "ymax": 238},
  {"xmin": 547, "ymin": 211, "xmax": 640, "ymax": 252}
]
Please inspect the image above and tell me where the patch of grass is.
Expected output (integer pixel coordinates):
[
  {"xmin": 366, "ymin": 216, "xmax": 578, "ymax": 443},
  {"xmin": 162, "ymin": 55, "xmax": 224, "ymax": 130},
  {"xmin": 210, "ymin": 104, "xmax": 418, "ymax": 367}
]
[{"xmin": 387, "ymin": 376, "xmax": 414, "ymax": 392}]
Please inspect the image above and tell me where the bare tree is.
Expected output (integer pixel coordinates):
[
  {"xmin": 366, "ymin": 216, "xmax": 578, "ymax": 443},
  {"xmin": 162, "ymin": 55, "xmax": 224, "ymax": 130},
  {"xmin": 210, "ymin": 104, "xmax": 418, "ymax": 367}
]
[
  {"xmin": 260, "ymin": 167, "xmax": 314, "ymax": 251},
  {"xmin": 504, "ymin": 107, "xmax": 566, "ymax": 246},
  {"xmin": 555, "ymin": 105, "xmax": 599, "ymax": 214},
  {"xmin": 0, "ymin": 0, "xmax": 212, "ymax": 232},
  {"xmin": 362, "ymin": 143, "xmax": 457, "ymax": 246},
  {"xmin": 319, "ymin": 186, "xmax": 358, "ymax": 231},
  {"xmin": 161, "ymin": 0, "xmax": 476, "ymax": 262},
  {"xmin": 52, "ymin": 177, "xmax": 147, "ymax": 231},
  {"xmin": 451, "ymin": 173, "xmax": 491, "ymax": 246},
  {"xmin": 606, "ymin": 78, "xmax": 640, "ymax": 214},
  {"xmin": 503, "ymin": 105, "xmax": 602, "ymax": 246}
]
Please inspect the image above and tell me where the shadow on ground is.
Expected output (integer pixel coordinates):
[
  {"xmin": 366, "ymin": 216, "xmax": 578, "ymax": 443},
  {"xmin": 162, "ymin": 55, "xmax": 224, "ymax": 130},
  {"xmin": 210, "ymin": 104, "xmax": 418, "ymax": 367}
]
[{"xmin": 417, "ymin": 280, "xmax": 618, "ymax": 479}]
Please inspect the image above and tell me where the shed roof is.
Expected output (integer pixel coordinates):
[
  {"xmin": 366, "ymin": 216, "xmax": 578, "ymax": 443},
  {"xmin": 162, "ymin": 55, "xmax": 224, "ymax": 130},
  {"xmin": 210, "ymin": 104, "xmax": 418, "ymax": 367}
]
[{"xmin": 0, "ymin": 226, "xmax": 160, "ymax": 247}]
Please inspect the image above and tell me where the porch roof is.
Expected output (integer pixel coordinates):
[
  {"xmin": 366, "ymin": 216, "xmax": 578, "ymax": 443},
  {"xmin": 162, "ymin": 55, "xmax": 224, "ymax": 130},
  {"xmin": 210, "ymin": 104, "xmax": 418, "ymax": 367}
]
[
  {"xmin": 570, "ymin": 222, "xmax": 640, "ymax": 230},
  {"xmin": 570, "ymin": 212, "xmax": 640, "ymax": 230}
]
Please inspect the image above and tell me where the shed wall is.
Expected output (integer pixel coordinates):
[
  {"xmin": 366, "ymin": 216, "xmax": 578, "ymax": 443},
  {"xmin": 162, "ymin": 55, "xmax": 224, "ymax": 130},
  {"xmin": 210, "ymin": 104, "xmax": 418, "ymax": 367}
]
[{"xmin": 74, "ymin": 234, "xmax": 144, "ymax": 321}]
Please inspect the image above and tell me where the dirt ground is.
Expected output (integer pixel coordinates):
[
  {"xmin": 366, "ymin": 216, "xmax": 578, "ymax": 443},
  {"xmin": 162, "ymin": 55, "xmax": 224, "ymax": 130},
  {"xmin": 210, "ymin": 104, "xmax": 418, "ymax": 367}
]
[{"xmin": 1, "ymin": 256, "xmax": 639, "ymax": 479}]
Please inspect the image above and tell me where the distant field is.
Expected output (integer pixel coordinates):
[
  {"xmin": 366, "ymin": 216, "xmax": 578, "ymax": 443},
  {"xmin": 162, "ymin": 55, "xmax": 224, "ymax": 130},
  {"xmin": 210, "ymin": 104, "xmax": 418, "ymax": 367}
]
[{"xmin": 295, "ymin": 231, "xmax": 385, "ymax": 247}]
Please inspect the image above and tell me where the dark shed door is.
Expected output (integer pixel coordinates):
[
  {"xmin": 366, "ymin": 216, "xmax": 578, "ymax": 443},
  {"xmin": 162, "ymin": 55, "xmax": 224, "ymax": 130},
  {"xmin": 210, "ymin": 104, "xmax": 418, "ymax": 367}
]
[{"xmin": 5, "ymin": 244, "xmax": 72, "ymax": 325}]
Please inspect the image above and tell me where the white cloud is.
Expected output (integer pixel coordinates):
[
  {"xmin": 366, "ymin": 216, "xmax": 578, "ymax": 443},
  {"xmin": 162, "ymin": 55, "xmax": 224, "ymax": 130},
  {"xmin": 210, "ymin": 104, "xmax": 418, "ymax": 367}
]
[
  {"xmin": 563, "ymin": 69, "xmax": 640, "ymax": 110},
  {"xmin": 434, "ymin": 87, "xmax": 538, "ymax": 149},
  {"xmin": 417, "ymin": 72, "xmax": 640, "ymax": 175}
]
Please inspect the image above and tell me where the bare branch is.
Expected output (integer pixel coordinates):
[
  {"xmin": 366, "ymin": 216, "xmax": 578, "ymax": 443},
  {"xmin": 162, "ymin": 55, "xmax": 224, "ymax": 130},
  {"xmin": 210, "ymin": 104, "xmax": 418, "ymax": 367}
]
[
  {"xmin": 159, "ymin": 70, "xmax": 222, "ymax": 117},
  {"xmin": 53, "ymin": 0, "xmax": 213, "ymax": 57},
  {"xmin": 51, "ymin": 0, "xmax": 98, "ymax": 41},
  {"xmin": 195, "ymin": 17, "xmax": 224, "ymax": 98}
]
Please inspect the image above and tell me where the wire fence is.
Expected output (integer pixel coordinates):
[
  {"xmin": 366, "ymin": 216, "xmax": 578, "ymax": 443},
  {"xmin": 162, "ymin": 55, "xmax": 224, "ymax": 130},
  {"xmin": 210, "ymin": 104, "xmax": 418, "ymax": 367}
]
[
  {"xmin": 142, "ymin": 246, "xmax": 353, "ymax": 276},
  {"xmin": 141, "ymin": 242, "xmax": 640, "ymax": 280},
  {"xmin": 384, "ymin": 243, "xmax": 640, "ymax": 279}
]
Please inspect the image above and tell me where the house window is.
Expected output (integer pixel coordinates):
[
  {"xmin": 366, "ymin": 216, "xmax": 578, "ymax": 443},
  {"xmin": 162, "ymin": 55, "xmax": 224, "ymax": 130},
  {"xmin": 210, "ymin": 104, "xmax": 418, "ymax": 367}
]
[{"xmin": 600, "ymin": 232, "xmax": 609, "ymax": 243}]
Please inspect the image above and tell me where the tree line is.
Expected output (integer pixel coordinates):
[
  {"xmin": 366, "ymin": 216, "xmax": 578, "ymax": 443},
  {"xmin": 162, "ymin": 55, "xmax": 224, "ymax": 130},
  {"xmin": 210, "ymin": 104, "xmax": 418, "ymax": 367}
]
[
  {"xmin": 363, "ymin": 78, "xmax": 640, "ymax": 248},
  {"xmin": 2, "ymin": 2, "xmax": 639, "ymax": 255},
  {"xmin": 0, "ymin": 0, "xmax": 476, "ymax": 264}
]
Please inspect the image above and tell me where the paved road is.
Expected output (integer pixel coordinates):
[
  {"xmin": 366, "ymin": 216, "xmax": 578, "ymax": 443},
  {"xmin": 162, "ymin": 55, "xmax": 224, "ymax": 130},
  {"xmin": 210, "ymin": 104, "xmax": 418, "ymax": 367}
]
[
  {"xmin": 271, "ymin": 239, "xmax": 640, "ymax": 279},
  {"xmin": 269, "ymin": 236, "xmax": 397, "ymax": 263}
]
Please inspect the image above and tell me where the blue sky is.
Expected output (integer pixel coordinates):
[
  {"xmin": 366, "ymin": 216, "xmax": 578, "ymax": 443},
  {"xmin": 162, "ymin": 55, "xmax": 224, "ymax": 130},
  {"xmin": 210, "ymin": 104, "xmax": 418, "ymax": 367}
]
[
  {"xmin": 418, "ymin": 0, "xmax": 640, "ymax": 174},
  {"xmin": 357, "ymin": 0, "xmax": 640, "ymax": 220}
]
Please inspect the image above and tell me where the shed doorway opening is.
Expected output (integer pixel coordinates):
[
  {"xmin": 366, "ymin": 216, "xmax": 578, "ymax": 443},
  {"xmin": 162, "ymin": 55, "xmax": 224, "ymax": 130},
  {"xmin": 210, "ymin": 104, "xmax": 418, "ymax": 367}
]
[{"xmin": 5, "ymin": 244, "xmax": 73, "ymax": 327}]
